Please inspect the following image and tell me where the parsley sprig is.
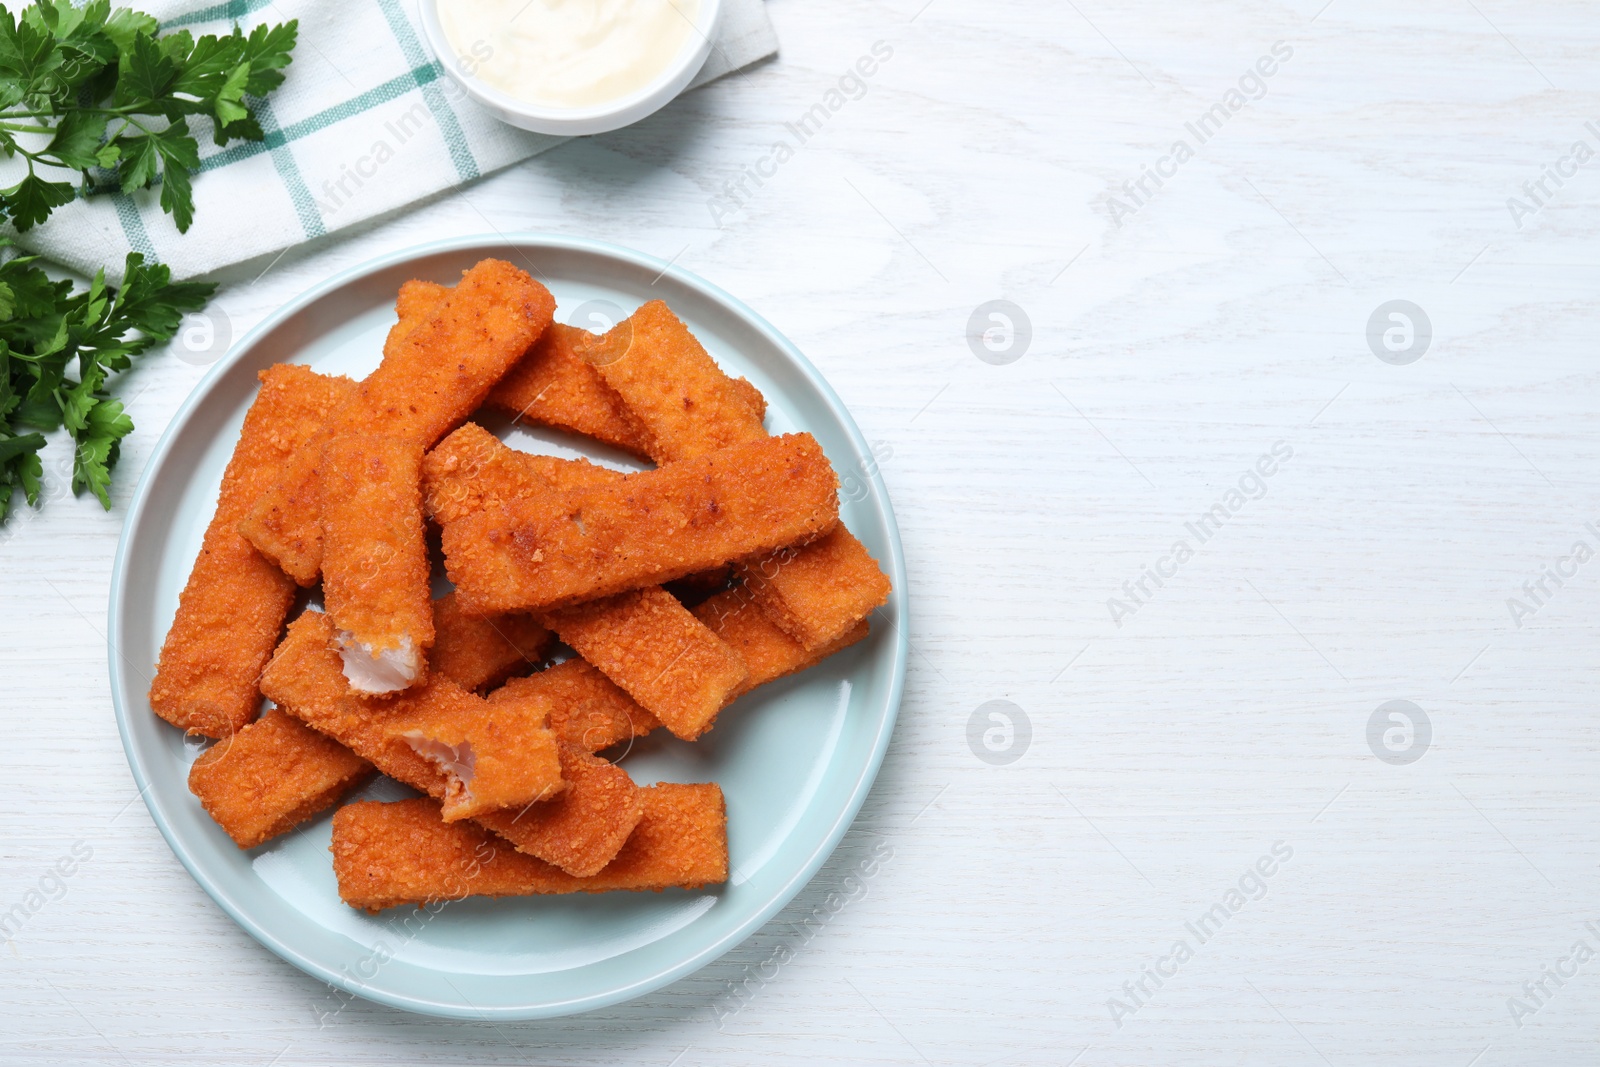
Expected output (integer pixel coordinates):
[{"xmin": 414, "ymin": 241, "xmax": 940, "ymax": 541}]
[
  {"xmin": 0, "ymin": 0, "xmax": 298, "ymax": 232},
  {"xmin": 0, "ymin": 2, "xmax": 300, "ymax": 524},
  {"xmin": 0, "ymin": 242, "xmax": 212, "ymax": 516}
]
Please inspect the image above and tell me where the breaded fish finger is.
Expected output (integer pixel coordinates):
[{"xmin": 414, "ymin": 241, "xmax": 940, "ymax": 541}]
[
  {"xmin": 441, "ymin": 433, "xmax": 840, "ymax": 614},
  {"xmin": 693, "ymin": 588, "xmax": 871, "ymax": 699},
  {"xmin": 738, "ymin": 526, "xmax": 891, "ymax": 650},
  {"xmin": 488, "ymin": 597, "xmax": 867, "ymax": 754},
  {"xmin": 544, "ymin": 587, "xmax": 748, "ymax": 741},
  {"xmin": 262, "ymin": 611, "xmax": 643, "ymax": 874},
  {"xmin": 240, "ymin": 259, "xmax": 555, "ymax": 585},
  {"xmin": 390, "ymin": 279, "xmax": 445, "ymax": 351},
  {"xmin": 427, "ymin": 429, "xmax": 742, "ymax": 737},
  {"xmin": 393, "ymin": 709, "xmax": 565, "ymax": 823},
  {"xmin": 429, "ymin": 591, "xmax": 549, "ymax": 693},
  {"xmin": 422, "ymin": 421, "xmax": 622, "ymax": 525},
  {"xmin": 395, "ymin": 281, "xmax": 652, "ymax": 457},
  {"xmin": 150, "ymin": 363, "xmax": 357, "ymax": 738},
  {"xmin": 320, "ymin": 434, "xmax": 433, "ymax": 693},
  {"xmin": 425, "ymin": 428, "xmax": 736, "ymax": 726},
  {"xmin": 331, "ymin": 783, "xmax": 728, "ymax": 912},
  {"xmin": 427, "ymin": 427, "xmax": 742, "ymax": 732},
  {"xmin": 188, "ymin": 708, "xmax": 373, "ymax": 849},
  {"xmin": 488, "ymin": 658, "xmax": 663, "ymax": 753},
  {"xmin": 261, "ymin": 612, "xmax": 561, "ymax": 808},
  {"xmin": 487, "ymin": 321, "xmax": 656, "ymax": 457},
  {"xmin": 582, "ymin": 300, "xmax": 767, "ymax": 464},
  {"xmin": 472, "ymin": 743, "xmax": 644, "ymax": 876},
  {"xmin": 581, "ymin": 304, "xmax": 889, "ymax": 650}
]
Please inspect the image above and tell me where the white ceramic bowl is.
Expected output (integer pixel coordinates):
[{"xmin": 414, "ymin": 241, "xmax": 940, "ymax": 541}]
[{"xmin": 419, "ymin": 0, "xmax": 723, "ymax": 136}]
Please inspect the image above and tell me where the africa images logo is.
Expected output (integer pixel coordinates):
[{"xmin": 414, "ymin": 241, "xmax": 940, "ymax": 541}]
[{"xmin": 1104, "ymin": 42, "xmax": 1294, "ymax": 227}]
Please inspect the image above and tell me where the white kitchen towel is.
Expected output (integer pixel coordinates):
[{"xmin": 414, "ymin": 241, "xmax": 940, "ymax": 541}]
[{"xmin": 14, "ymin": 0, "xmax": 776, "ymax": 281}]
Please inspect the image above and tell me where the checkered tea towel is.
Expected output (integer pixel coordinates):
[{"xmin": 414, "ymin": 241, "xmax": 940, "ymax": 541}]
[{"xmin": 12, "ymin": 0, "xmax": 777, "ymax": 281}]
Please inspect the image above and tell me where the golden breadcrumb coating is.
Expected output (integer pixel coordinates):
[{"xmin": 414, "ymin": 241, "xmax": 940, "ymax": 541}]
[
  {"xmin": 188, "ymin": 708, "xmax": 373, "ymax": 849},
  {"xmin": 330, "ymin": 783, "xmax": 727, "ymax": 912},
  {"xmin": 423, "ymin": 427, "xmax": 754, "ymax": 736},
  {"xmin": 425, "ymin": 427, "xmax": 745, "ymax": 736},
  {"xmin": 422, "ymin": 421, "xmax": 622, "ymax": 525},
  {"xmin": 580, "ymin": 300, "xmax": 767, "ymax": 464},
  {"xmin": 185, "ymin": 274, "xmax": 889, "ymax": 921},
  {"xmin": 441, "ymin": 433, "xmax": 840, "ymax": 614},
  {"xmin": 693, "ymin": 588, "xmax": 871, "ymax": 699},
  {"xmin": 581, "ymin": 304, "xmax": 888, "ymax": 652},
  {"xmin": 738, "ymin": 526, "xmax": 891, "ymax": 650},
  {"xmin": 260, "ymin": 612, "xmax": 559, "ymax": 800},
  {"xmin": 544, "ymin": 587, "xmax": 748, "ymax": 741},
  {"xmin": 399, "ymin": 280, "xmax": 658, "ymax": 457},
  {"xmin": 261, "ymin": 611, "xmax": 642, "ymax": 877},
  {"xmin": 319, "ymin": 434, "xmax": 433, "ymax": 689},
  {"xmin": 487, "ymin": 598, "xmax": 867, "ymax": 756},
  {"xmin": 428, "ymin": 591, "xmax": 549, "ymax": 693},
  {"xmin": 426, "ymin": 427, "xmax": 748, "ymax": 743},
  {"xmin": 239, "ymin": 259, "xmax": 555, "ymax": 584},
  {"xmin": 727, "ymin": 377, "xmax": 767, "ymax": 425},
  {"xmin": 473, "ymin": 742, "xmax": 643, "ymax": 876},
  {"xmin": 394, "ymin": 706, "xmax": 568, "ymax": 823},
  {"xmin": 391, "ymin": 278, "xmax": 445, "ymax": 346},
  {"xmin": 489, "ymin": 659, "xmax": 663, "ymax": 752},
  {"xmin": 150, "ymin": 363, "xmax": 357, "ymax": 738},
  {"xmin": 487, "ymin": 321, "xmax": 655, "ymax": 457}
]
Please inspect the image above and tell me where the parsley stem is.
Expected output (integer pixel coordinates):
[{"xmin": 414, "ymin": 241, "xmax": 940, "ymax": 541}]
[{"xmin": 2, "ymin": 103, "xmax": 166, "ymax": 120}]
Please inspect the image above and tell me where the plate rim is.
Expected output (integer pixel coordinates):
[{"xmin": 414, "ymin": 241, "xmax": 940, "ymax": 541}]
[{"xmin": 107, "ymin": 232, "xmax": 909, "ymax": 1020}]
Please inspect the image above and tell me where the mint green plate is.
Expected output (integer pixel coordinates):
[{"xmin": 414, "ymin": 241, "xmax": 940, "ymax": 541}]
[{"xmin": 108, "ymin": 235, "xmax": 906, "ymax": 1020}]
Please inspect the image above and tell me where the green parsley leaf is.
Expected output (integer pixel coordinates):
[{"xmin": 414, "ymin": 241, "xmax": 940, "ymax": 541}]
[
  {"xmin": 114, "ymin": 132, "xmax": 158, "ymax": 193},
  {"xmin": 44, "ymin": 106, "xmax": 107, "ymax": 169},
  {"xmin": 0, "ymin": 13, "xmax": 65, "ymax": 101},
  {"xmin": 100, "ymin": 6, "xmax": 156, "ymax": 53},
  {"xmin": 114, "ymin": 30, "xmax": 176, "ymax": 106},
  {"xmin": 108, "ymin": 252, "xmax": 210, "ymax": 343},
  {"xmin": 2, "ymin": 172, "xmax": 75, "ymax": 230},
  {"xmin": 0, "ymin": 430, "xmax": 47, "ymax": 466},
  {"xmin": 240, "ymin": 20, "xmax": 297, "ymax": 95},
  {"xmin": 213, "ymin": 61, "xmax": 249, "ymax": 127},
  {"xmin": 0, "ymin": 2, "xmax": 297, "ymax": 232},
  {"xmin": 71, "ymin": 393, "xmax": 131, "ymax": 508},
  {"xmin": 0, "ymin": 434, "xmax": 45, "ymax": 515},
  {"xmin": 0, "ymin": 250, "xmax": 213, "ymax": 521}
]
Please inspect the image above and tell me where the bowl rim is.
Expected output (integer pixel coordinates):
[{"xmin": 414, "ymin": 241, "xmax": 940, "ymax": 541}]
[
  {"xmin": 108, "ymin": 232, "xmax": 909, "ymax": 1019},
  {"xmin": 417, "ymin": 0, "xmax": 723, "ymax": 133}
]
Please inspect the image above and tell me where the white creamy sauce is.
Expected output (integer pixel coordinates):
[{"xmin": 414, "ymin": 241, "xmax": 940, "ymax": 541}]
[{"xmin": 439, "ymin": 0, "xmax": 700, "ymax": 109}]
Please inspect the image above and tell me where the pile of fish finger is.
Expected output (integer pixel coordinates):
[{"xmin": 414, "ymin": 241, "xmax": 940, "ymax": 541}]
[{"xmin": 150, "ymin": 259, "xmax": 891, "ymax": 913}]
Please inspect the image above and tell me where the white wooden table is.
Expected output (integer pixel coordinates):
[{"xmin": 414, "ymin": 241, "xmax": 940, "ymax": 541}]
[{"xmin": 5, "ymin": 0, "xmax": 1600, "ymax": 1062}]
